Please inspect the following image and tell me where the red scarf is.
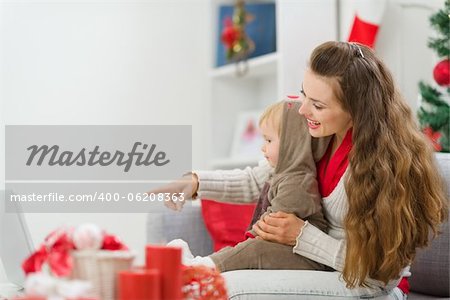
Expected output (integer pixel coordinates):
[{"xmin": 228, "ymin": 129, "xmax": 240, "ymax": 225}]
[{"xmin": 317, "ymin": 129, "xmax": 352, "ymax": 197}]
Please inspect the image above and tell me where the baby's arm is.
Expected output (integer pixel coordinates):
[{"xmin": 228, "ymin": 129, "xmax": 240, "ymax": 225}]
[
  {"xmin": 195, "ymin": 159, "xmax": 272, "ymax": 204},
  {"xmin": 268, "ymin": 174, "xmax": 321, "ymax": 214},
  {"xmin": 248, "ymin": 174, "xmax": 326, "ymax": 237},
  {"xmin": 267, "ymin": 174, "xmax": 327, "ymax": 232}
]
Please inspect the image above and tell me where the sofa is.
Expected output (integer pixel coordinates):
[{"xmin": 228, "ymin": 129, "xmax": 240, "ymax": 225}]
[{"xmin": 147, "ymin": 153, "xmax": 450, "ymax": 299}]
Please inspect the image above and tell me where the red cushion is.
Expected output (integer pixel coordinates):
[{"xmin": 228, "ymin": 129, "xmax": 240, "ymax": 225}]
[{"xmin": 201, "ymin": 199, "xmax": 256, "ymax": 251}]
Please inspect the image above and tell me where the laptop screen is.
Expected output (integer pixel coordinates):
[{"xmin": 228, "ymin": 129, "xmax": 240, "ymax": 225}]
[{"xmin": 0, "ymin": 190, "xmax": 34, "ymax": 287}]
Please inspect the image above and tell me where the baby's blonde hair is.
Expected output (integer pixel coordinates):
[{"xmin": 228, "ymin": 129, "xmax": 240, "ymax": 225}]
[{"xmin": 259, "ymin": 101, "xmax": 284, "ymax": 135}]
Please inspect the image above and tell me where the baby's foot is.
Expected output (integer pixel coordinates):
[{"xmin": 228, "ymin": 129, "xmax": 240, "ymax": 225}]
[
  {"xmin": 167, "ymin": 239, "xmax": 194, "ymax": 264},
  {"xmin": 190, "ymin": 256, "xmax": 216, "ymax": 268},
  {"xmin": 166, "ymin": 239, "xmax": 216, "ymax": 268}
]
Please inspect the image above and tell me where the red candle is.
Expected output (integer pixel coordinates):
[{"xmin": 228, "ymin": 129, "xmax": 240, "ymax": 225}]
[
  {"xmin": 118, "ymin": 269, "xmax": 161, "ymax": 300},
  {"xmin": 146, "ymin": 245, "xmax": 182, "ymax": 300}
]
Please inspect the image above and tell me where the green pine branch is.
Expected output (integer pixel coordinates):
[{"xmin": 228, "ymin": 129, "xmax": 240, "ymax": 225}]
[
  {"xmin": 418, "ymin": 107, "xmax": 449, "ymax": 129},
  {"xmin": 418, "ymin": 81, "xmax": 449, "ymax": 106},
  {"xmin": 429, "ymin": 0, "xmax": 449, "ymax": 35},
  {"xmin": 428, "ymin": 0, "xmax": 450, "ymax": 57},
  {"xmin": 441, "ymin": 132, "xmax": 450, "ymax": 152},
  {"xmin": 417, "ymin": 82, "xmax": 450, "ymax": 140},
  {"xmin": 428, "ymin": 38, "xmax": 450, "ymax": 57},
  {"xmin": 435, "ymin": 121, "xmax": 450, "ymax": 152}
]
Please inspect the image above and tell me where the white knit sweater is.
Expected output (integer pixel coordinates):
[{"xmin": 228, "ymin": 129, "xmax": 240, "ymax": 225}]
[
  {"xmin": 195, "ymin": 159, "xmax": 272, "ymax": 204},
  {"xmin": 195, "ymin": 160, "xmax": 408, "ymax": 290},
  {"xmin": 293, "ymin": 168, "xmax": 348, "ymax": 272}
]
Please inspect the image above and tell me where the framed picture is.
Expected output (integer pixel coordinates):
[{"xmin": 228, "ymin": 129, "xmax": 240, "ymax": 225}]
[
  {"xmin": 230, "ymin": 110, "xmax": 264, "ymax": 160},
  {"xmin": 216, "ymin": 3, "xmax": 276, "ymax": 67}
]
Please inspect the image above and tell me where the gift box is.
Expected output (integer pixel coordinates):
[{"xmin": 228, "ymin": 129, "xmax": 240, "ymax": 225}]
[{"xmin": 71, "ymin": 250, "xmax": 135, "ymax": 300}]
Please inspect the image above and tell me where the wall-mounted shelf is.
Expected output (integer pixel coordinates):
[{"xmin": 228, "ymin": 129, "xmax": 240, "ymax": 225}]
[
  {"xmin": 209, "ymin": 52, "xmax": 279, "ymax": 80},
  {"xmin": 207, "ymin": 0, "xmax": 337, "ymax": 170}
]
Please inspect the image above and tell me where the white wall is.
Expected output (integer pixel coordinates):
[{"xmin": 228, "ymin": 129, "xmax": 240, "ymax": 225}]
[
  {"xmin": 339, "ymin": 0, "xmax": 446, "ymax": 113},
  {"xmin": 376, "ymin": 0, "xmax": 446, "ymax": 113},
  {"xmin": 0, "ymin": 0, "xmax": 209, "ymax": 275}
]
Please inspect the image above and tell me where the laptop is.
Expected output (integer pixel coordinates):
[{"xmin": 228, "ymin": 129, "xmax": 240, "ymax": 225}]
[{"xmin": 0, "ymin": 190, "xmax": 34, "ymax": 297}]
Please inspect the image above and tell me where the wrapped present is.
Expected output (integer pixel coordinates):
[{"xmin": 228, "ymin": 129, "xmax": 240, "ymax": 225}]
[
  {"xmin": 22, "ymin": 223, "xmax": 132, "ymax": 300},
  {"xmin": 71, "ymin": 250, "xmax": 135, "ymax": 300},
  {"xmin": 22, "ymin": 223, "xmax": 129, "ymax": 278}
]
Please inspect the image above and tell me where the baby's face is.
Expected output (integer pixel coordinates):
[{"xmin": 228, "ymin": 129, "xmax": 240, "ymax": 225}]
[{"xmin": 260, "ymin": 120, "xmax": 280, "ymax": 168}]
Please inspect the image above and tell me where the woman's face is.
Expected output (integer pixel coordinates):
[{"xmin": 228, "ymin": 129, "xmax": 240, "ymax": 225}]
[{"xmin": 298, "ymin": 69, "xmax": 353, "ymax": 142}]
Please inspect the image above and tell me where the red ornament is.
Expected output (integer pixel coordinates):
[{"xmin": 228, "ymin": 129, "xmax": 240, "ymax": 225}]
[
  {"xmin": 221, "ymin": 27, "xmax": 239, "ymax": 48},
  {"xmin": 433, "ymin": 59, "xmax": 450, "ymax": 86},
  {"xmin": 221, "ymin": 17, "xmax": 240, "ymax": 48},
  {"xmin": 423, "ymin": 126, "xmax": 442, "ymax": 152}
]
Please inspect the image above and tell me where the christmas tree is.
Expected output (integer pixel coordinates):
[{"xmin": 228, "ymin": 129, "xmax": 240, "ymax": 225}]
[{"xmin": 417, "ymin": 0, "xmax": 450, "ymax": 152}]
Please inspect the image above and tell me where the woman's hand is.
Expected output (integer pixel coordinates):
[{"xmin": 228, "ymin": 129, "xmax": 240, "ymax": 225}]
[
  {"xmin": 252, "ymin": 211, "xmax": 305, "ymax": 246},
  {"xmin": 146, "ymin": 173, "xmax": 199, "ymax": 211}
]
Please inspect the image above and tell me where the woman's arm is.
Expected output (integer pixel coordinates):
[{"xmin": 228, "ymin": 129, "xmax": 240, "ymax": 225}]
[
  {"xmin": 293, "ymin": 221, "xmax": 346, "ymax": 271},
  {"xmin": 196, "ymin": 159, "xmax": 272, "ymax": 203},
  {"xmin": 253, "ymin": 211, "xmax": 345, "ymax": 271}
]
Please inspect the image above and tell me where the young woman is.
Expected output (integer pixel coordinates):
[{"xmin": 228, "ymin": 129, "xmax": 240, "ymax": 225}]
[
  {"xmin": 252, "ymin": 41, "xmax": 448, "ymax": 292},
  {"xmin": 152, "ymin": 41, "xmax": 448, "ymax": 298}
]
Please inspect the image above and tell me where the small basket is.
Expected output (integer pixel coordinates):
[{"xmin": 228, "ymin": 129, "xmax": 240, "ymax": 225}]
[{"xmin": 71, "ymin": 250, "xmax": 135, "ymax": 300}]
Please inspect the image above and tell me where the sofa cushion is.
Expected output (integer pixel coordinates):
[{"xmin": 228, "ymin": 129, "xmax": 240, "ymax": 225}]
[
  {"xmin": 408, "ymin": 292, "xmax": 450, "ymax": 300},
  {"xmin": 146, "ymin": 202, "xmax": 213, "ymax": 256},
  {"xmin": 201, "ymin": 199, "xmax": 256, "ymax": 251},
  {"xmin": 409, "ymin": 219, "xmax": 450, "ymax": 297},
  {"xmin": 409, "ymin": 153, "xmax": 450, "ymax": 297}
]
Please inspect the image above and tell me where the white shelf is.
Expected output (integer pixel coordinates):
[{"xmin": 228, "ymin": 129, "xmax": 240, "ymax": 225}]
[
  {"xmin": 209, "ymin": 52, "xmax": 279, "ymax": 80},
  {"xmin": 210, "ymin": 157, "xmax": 261, "ymax": 169},
  {"xmin": 207, "ymin": 1, "xmax": 337, "ymax": 170}
]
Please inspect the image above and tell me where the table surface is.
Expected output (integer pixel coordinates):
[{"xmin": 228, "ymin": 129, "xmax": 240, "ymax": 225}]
[{"xmin": 0, "ymin": 282, "xmax": 23, "ymax": 299}]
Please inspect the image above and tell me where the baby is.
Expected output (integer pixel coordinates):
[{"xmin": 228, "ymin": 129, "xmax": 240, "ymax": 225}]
[
  {"xmin": 171, "ymin": 100, "xmax": 329, "ymax": 272},
  {"xmin": 245, "ymin": 99, "xmax": 327, "ymax": 239}
]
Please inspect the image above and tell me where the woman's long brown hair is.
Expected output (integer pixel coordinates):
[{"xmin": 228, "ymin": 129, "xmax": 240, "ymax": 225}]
[{"xmin": 309, "ymin": 41, "xmax": 448, "ymax": 287}]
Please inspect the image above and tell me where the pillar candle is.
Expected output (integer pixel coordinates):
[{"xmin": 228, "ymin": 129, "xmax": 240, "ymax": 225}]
[
  {"xmin": 145, "ymin": 245, "xmax": 182, "ymax": 300},
  {"xmin": 118, "ymin": 269, "xmax": 161, "ymax": 300}
]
